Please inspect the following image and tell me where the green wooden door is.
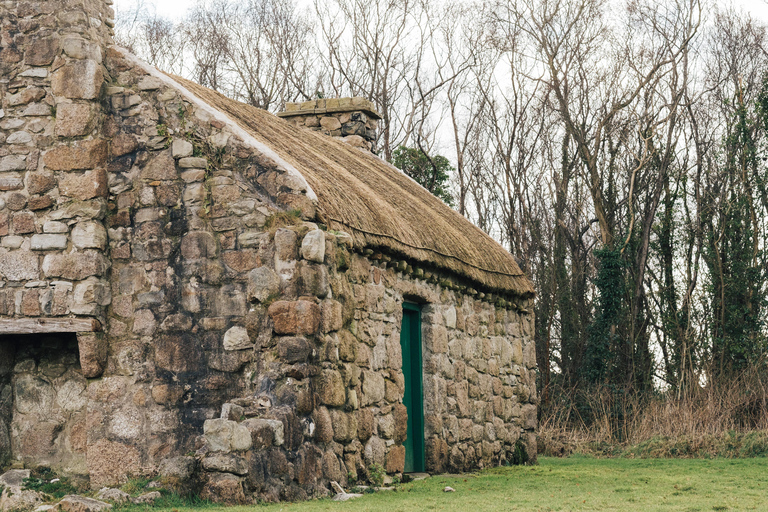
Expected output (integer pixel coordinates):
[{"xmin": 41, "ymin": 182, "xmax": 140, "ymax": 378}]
[{"xmin": 400, "ymin": 303, "xmax": 425, "ymax": 473}]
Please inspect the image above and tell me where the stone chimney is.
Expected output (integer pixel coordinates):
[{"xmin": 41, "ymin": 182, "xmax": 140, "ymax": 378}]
[
  {"xmin": 277, "ymin": 97, "xmax": 381, "ymax": 152},
  {"xmin": 0, "ymin": 0, "xmax": 115, "ymax": 375}
]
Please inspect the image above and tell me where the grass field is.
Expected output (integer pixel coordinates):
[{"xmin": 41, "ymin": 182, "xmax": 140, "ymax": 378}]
[{"xmin": 129, "ymin": 456, "xmax": 768, "ymax": 512}]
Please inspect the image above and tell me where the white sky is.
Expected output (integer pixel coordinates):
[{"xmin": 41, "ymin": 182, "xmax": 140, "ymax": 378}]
[{"xmin": 116, "ymin": 0, "xmax": 768, "ymax": 23}]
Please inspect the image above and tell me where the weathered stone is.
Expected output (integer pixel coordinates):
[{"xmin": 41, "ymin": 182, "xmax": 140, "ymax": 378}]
[
  {"xmin": 26, "ymin": 173, "xmax": 56, "ymax": 194},
  {"xmin": 204, "ymin": 419, "xmax": 252, "ymax": 452},
  {"xmin": 0, "ymin": 488, "xmax": 45, "ymax": 512},
  {"xmin": 110, "ymin": 133, "xmax": 138, "ymax": 157},
  {"xmin": 94, "ymin": 489, "xmax": 129, "ymax": 505},
  {"xmin": 277, "ymin": 336, "xmax": 312, "ymax": 363},
  {"xmin": 30, "ymin": 234, "xmax": 68, "ymax": 250},
  {"xmin": 268, "ymin": 300, "xmax": 321, "ymax": 335},
  {"xmin": 385, "ymin": 445, "xmax": 405, "ymax": 473},
  {"xmin": 202, "ymin": 454, "xmax": 249, "ymax": 475},
  {"xmin": 7, "ymin": 87, "xmax": 45, "ymax": 106},
  {"xmin": 0, "ymin": 469, "xmax": 30, "ymax": 488},
  {"xmin": 321, "ymin": 300, "xmax": 343, "ymax": 333},
  {"xmin": 301, "ymin": 229, "xmax": 325, "ymax": 263},
  {"xmin": 78, "ymin": 333, "xmax": 108, "ymax": 378},
  {"xmin": 87, "ymin": 439, "xmax": 141, "ymax": 487},
  {"xmin": 59, "ymin": 169, "xmax": 108, "ymax": 200},
  {"xmin": 45, "ymin": 140, "xmax": 108, "ymax": 171},
  {"xmin": 24, "ymin": 36, "xmax": 59, "ymax": 66},
  {"xmin": 330, "ymin": 409, "xmax": 357, "ymax": 442},
  {"xmin": 223, "ymin": 326, "xmax": 252, "ymax": 350},
  {"xmin": 200, "ymin": 473, "xmax": 247, "ymax": 505},
  {"xmin": 71, "ymin": 278, "xmax": 110, "ymax": 315},
  {"xmin": 0, "ymin": 250, "xmax": 39, "ymax": 280},
  {"xmin": 61, "ymin": 36, "xmax": 97, "ymax": 60},
  {"xmin": 274, "ymin": 228, "xmax": 298, "ymax": 261},
  {"xmin": 172, "ymin": 139, "xmax": 193, "ymax": 158},
  {"xmin": 0, "ymin": 174, "xmax": 24, "ymax": 191},
  {"xmin": 361, "ymin": 370, "xmax": 386, "ymax": 405},
  {"xmin": 181, "ymin": 231, "xmax": 218, "ymax": 259},
  {"xmin": 42, "ymin": 252, "xmax": 108, "ymax": 280},
  {"xmin": 315, "ymin": 369, "xmax": 345, "ymax": 407},
  {"xmin": 130, "ymin": 492, "xmax": 161, "ymax": 505},
  {"xmin": 158, "ymin": 456, "xmax": 197, "ymax": 481},
  {"xmin": 141, "ymin": 149, "xmax": 177, "ymax": 180},
  {"xmin": 247, "ymin": 266, "xmax": 280, "ymax": 303},
  {"xmin": 28, "ymin": 195, "xmax": 54, "ymax": 210},
  {"xmin": 13, "ymin": 212, "xmax": 36, "ymax": 234},
  {"xmin": 178, "ymin": 157, "xmax": 208, "ymax": 169},
  {"xmin": 320, "ymin": 117, "xmax": 342, "ymax": 131},
  {"xmin": 54, "ymin": 495, "xmax": 112, "ymax": 512},
  {"xmin": 7, "ymin": 131, "xmax": 32, "ymax": 144},
  {"xmin": 51, "ymin": 60, "xmax": 103, "ymax": 99},
  {"xmin": 43, "ymin": 220, "xmax": 69, "ymax": 233},
  {"xmin": 55, "ymin": 103, "xmax": 93, "ymax": 137},
  {"xmin": 6, "ymin": 193, "xmax": 27, "ymax": 211},
  {"xmin": 0, "ymin": 155, "xmax": 26, "ymax": 172},
  {"xmin": 137, "ymin": 76, "xmax": 163, "ymax": 90},
  {"xmin": 72, "ymin": 221, "xmax": 107, "ymax": 249}
]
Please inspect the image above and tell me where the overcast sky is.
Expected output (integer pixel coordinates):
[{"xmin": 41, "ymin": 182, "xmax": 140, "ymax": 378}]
[{"xmin": 115, "ymin": 0, "xmax": 768, "ymax": 24}]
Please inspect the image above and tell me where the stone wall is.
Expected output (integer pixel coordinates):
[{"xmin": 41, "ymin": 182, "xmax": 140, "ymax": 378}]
[{"xmin": 277, "ymin": 98, "xmax": 380, "ymax": 152}]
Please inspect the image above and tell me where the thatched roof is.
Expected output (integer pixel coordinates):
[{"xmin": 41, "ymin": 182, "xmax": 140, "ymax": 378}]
[{"xmin": 171, "ymin": 76, "xmax": 534, "ymax": 297}]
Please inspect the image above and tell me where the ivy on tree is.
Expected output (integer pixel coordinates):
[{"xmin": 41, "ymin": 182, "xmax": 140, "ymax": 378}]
[{"xmin": 391, "ymin": 146, "xmax": 455, "ymax": 207}]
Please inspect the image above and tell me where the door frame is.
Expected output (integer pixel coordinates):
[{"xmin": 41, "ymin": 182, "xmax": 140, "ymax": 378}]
[{"xmin": 400, "ymin": 302, "xmax": 425, "ymax": 473}]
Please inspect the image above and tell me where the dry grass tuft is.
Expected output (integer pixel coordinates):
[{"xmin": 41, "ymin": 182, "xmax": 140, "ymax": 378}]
[{"xmin": 539, "ymin": 365, "xmax": 768, "ymax": 458}]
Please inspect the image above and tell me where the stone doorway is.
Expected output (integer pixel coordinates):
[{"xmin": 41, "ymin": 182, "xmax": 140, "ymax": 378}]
[{"xmin": 0, "ymin": 334, "xmax": 88, "ymax": 476}]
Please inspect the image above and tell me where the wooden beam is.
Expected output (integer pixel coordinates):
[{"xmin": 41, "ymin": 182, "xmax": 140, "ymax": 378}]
[{"xmin": 0, "ymin": 317, "xmax": 101, "ymax": 334}]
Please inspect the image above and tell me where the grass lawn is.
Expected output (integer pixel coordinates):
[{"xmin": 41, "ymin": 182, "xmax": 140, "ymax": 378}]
[{"xmin": 130, "ymin": 456, "xmax": 768, "ymax": 512}]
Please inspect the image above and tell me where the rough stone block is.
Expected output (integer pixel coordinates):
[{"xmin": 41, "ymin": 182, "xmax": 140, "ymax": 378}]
[
  {"xmin": 141, "ymin": 149, "xmax": 176, "ymax": 180},
  {"xmin": 267, "ymin": 300, "xmax": 320, "ymax": 335},
  {"xmin": 246, "ymin": 266, "xmax": 280, "ymax": 303},
  {"xmin": 361, "ymin": 370, "xmax": 386, "ymax": 406},
  {"xmin": 301, "ymin": 229, "xmax": 325, "ymax": 263},
  {"xmin": 78, "ymin": 332, "xmax": 107, "ymax": 378},
  {"xmin": 12, "ymin": 212, "xmax": 35, "ymax": 234},
  {"xmin": 200, "ymin": 473, "xmax": 246, "ymax": 505},
  {"xmin": 242, "ymin": 418, "xmax": 285, "ymax": 447},
  {"xmin": 59, "ymin": 169, "xmax": 108, "ymax": 200},
  {"xmin": 24, "ymin": 35, "xmax": 59, "ymax": 66},
  {"xmin": 7, "ymin": 87, "xmax": 45, "ymax": 106},
  {"xmin": 202, "ymin": 454, "xmax": 249, "ymax": 475},
  {"xmin": 321, "ymin": 300, "xmax": 343, "ymax": 333},
  {"xmin": 0, "ymin": 155, "xmax": 27, "ymax": 172},
  {"xmin": 30, "ymin": 234, "xmax": 68, "ymax": 250},
  {"xmin": 181, "ymin": 231, "xmax": 218, "ymax": 259},
  {"xmin": 26, "ymin": 172, "xmax": 56, "ymax": 194},
  {"xmin": 277, "ymin": 336, "xmax": 312, "ymax": 363},
  {"xmin": 223, "ymin": 326, "xmax": 253, "ymax": 351},
  {"xmin": 204, "ymin": 419, "xmax": 253, "ymax": 452},
  {"xmin": 0, "ymin": 249, "xmax": 39, "ymax": 280},
  {"xmin": 178, "ymin": 156, "xmax": 207, "ymax": 169},
  {"xmin": 385, "ymin": 445, "xmax": 405, "ymax": 473},
  {"xmin": 55, "ymin": 495, "xmax": 113, "ymax": 512},
  {"xmin": 45, "ymin": 140, "xmax": 108, "ymax": 171},
  {"xmin": 172, "ymin": 139, "xmax": 193, "ymax": 158},
  {"xmin": 55, "ymin": 103, "xmax": 93, "ymax": 137},
  {"xmin": 43, "ymin": 252, "xmax": 108, "ymax": 280},
  {"xmin": 72, "ymin": 221, "xmax": 107, "ymax": 249},
  {"xmin": 314, "ymin": 369, "xmax": 345, "ymax": 407},
  {"xmin": 51, "ymin": 59, "xmax": 103, "ymax": 99}
]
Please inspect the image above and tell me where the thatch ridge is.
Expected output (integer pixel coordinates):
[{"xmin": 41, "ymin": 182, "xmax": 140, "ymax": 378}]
[{"xmin": 170, "ymin": 75, "xmax": 535, "ymax": 297}]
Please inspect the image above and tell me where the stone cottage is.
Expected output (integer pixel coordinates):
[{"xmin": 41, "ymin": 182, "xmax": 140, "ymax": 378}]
[{"xmin": 0, "ymin": 0, "xmax": 537, "ymax": 503}]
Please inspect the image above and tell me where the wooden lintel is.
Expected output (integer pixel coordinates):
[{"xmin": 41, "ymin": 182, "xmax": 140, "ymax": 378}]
[{"xmin": 0, "ymin": 317, "xmax": 102, "ymax": 334}]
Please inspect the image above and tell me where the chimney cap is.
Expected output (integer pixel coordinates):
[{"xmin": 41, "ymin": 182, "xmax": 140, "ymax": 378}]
[{"xmin": 277, "ymin": 97, "xmax": 382, "ymax": 120}]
